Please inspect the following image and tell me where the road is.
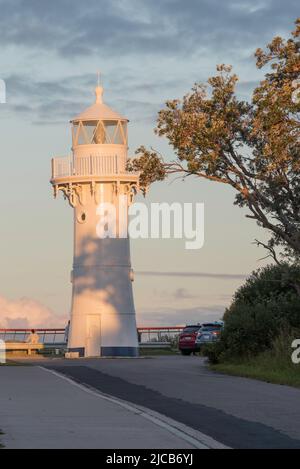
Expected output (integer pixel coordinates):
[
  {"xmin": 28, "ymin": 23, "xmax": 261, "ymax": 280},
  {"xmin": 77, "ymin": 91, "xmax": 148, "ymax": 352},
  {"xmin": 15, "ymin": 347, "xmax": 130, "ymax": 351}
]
[
  {"xmin": 0, "ymin": 365, "xmax": 210, "ymax": 449},
  {"xmin": 40, "ymin": 355, "xmax": 300, "ymax": 449}
]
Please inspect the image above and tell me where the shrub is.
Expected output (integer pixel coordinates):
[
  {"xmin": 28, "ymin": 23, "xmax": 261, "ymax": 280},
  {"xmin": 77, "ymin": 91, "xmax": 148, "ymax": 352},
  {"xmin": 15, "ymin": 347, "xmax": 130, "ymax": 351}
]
[{"xmin": 204, "ymin": 264, "xmax": 300, "ymax": 363}]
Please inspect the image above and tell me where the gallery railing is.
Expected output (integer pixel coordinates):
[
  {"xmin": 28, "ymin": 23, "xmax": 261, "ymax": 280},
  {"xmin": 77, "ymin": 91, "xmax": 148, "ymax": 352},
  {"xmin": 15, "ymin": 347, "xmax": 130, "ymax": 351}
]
[{"xmin": 51, "ymin": 154, "xmax": 128, "ymax": 178}]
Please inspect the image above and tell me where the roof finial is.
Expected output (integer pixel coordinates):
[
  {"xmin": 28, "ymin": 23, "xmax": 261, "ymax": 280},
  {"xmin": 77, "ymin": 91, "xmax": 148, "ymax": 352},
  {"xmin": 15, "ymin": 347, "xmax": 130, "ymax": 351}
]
[{"xmin": 95, "ymin": 71, "xmax": 103, "ymax": 104}]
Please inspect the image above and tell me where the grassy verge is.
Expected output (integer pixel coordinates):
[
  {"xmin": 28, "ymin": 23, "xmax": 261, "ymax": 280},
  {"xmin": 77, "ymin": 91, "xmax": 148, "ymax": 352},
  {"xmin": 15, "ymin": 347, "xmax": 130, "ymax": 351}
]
[
  {"xmin": 211, "ymin": 351, "xmax": 300, "ymax": 388},
  {"xmin": 0, "ymin": 360, "xmax": 28, "ymax": 366},
  {"xmin": 139, "ymin": 348, "xmax": 179, "ymax": 356}
]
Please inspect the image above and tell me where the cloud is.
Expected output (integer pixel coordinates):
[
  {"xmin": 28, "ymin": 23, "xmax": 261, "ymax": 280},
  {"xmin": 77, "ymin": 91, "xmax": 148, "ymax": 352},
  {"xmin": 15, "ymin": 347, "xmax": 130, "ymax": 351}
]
[
  {"xmin": 1, "ymin": 2, "xmax": 298, "ymax": 122},
  {"xmin": 0, "ymin": 0, "xmax": 190, "ymax": 58},
  {"xmin": 237, "ymin": 80, "xmax": 260, "ymax": 100},
  {"xmin": 3, "ymin": 73, "xmax": 161, "ymax": 123},
  {"xmin": 137, "ymin": 304, "xmax": 225, "ymax": 326},
  {"xmin": 0, "ymin": 295, "xmax": 67, "ymax": 328},
  {"xmin": 150, "ymin": 287, "xmax": 199, "ymax": 300},
  {"xmin": 136, "ymin": 270, "xmax": 247, "ymax": 280},
  {"xmin": 174, "ymin": 288, "xmax": 197, "ymax": 300},
  {"xmin": 4, "ymin": 74, "xmax": 88, "ymax": 122},
  {"xmin": 0, "ymin": 0, "xmax": 298, "ymax": 60}
]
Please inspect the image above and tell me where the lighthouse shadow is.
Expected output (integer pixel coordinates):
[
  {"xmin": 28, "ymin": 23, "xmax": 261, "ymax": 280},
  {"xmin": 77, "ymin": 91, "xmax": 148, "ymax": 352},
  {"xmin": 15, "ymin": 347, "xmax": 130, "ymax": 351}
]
[{"xmin": 72, "ymin": 234, "xmax": 135, "ymax": 319}]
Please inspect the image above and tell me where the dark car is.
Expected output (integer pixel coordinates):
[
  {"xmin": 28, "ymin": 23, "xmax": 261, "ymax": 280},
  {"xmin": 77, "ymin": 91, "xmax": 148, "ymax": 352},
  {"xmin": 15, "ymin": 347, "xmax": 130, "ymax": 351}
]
[
  {"xmin": 195, "ymin": 322, "xmax": 223, "ymax": 346},
  {"xmin": 178, "ymin": 324, "xmax": 202, "ymax": 355}
]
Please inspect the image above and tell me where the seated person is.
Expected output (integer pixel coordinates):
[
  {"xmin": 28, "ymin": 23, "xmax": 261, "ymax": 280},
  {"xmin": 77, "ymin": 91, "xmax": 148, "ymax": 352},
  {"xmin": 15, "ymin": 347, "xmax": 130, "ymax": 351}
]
[{"xmin": 26, "ymin": 329, "xmax": 40, "ymax": 344}]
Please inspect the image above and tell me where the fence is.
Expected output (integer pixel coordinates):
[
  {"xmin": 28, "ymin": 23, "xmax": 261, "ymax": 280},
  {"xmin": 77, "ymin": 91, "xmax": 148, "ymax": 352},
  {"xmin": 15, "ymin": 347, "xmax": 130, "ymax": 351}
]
[
  {"xmin": 138, "ymin": 326, "xmax": 183, "ymax": 344},
  {"xmin": 0, "ymin": 329, "xmax": 66, "ymax": 345},
  {"xmin": 0, "ymin": 326, "xmax": 184, "ymax": 346}
]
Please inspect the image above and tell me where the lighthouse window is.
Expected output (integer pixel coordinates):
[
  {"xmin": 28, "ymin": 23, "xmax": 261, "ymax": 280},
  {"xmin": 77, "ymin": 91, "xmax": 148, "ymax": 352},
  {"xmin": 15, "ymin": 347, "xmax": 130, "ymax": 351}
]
[
  {"xmin": 77, "ymin": 212, "xmax": 87, "ymax": 223},
  {"xmin": 112, "ymin": 122, "xmax": 124, "ymax": 145},
  {"xmin": 104, "ymin": 120, "xmax": 118, "ymax": 143},
  {"xmin": 84, "ymin": 121, "xmax": 98, "ymax": 142},
  {"xmin": 77, "ymin": 123, "xmax": 87, "ymax": 145},
  {"xmin": 72, "ymin": 122, "xmax": 80, "ymax": 146},
  {"xmin": 73, "ymin": 120, "xmax": 127, "ymax": 145},
  {"xmin": 93, "ymin": 121, "xmax": 107, "ymax": 144},
  {"xmin": 121, "ymin": 122, "xmax": 127, "ymax": 142}
]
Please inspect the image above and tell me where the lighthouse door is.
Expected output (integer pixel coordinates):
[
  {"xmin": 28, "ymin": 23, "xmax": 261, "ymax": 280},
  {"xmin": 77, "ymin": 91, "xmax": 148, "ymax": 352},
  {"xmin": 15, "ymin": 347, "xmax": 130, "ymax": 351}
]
[{"xmin": 86, "ymin": 315, "xmax": 101, "ymax": 357}]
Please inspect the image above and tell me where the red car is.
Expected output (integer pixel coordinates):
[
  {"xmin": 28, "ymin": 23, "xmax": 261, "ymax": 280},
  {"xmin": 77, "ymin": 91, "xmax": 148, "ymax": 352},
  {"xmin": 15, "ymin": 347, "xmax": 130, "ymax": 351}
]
[{"xmin": 178, "ymin": 324, "xmax": 202, "ymax": 355}]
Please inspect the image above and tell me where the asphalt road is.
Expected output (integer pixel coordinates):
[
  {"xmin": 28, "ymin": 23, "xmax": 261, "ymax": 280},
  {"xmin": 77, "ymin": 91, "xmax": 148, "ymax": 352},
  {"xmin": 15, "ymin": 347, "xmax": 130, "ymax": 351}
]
[
  {"xmin": 41, "ymin": 355, "xmax": 300, "ymax": 449},
  {"xmin": 0, "ymin": 366, "xmax": 202, "ymax": 449}
]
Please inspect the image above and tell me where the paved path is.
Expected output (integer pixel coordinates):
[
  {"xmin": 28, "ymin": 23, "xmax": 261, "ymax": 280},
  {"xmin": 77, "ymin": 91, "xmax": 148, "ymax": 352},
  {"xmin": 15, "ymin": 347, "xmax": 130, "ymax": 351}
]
[
  {"xmin": 0, "ymin": 366, "xmax": 212, "ymax": 449},
  {"xmin": 39, "ymin": 355, "xmax": 300, "ymax": 449}
]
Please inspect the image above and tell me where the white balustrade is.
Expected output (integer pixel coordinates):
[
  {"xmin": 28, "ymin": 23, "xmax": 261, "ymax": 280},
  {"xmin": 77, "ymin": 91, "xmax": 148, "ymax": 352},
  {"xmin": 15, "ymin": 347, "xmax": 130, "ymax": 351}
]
[{"xmin": 52, "ymin": 154, "xmax": 128, "ymax": 178}]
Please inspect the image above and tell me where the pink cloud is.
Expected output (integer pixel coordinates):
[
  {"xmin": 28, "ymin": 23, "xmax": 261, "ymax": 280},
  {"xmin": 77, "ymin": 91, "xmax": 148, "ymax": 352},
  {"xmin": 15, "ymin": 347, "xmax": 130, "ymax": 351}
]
[{"xmin": 0, "ymin": 295, "xmax": 67, "ymax": 328}]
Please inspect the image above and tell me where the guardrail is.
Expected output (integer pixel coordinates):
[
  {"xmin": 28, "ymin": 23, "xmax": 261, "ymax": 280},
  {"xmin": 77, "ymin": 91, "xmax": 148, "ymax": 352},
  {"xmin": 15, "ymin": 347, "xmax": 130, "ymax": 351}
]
[
  {"xmin": 138, "ymin": 326, "xmax": 183, "ymax": 343},
  {"xmin": 0, "ymin": 327, "xmax": 184, "ymax": 346},
  {"xmin": 51, "ymin": 154, "xmax": 128, "ymax": 178},
  {"xmin": 0, "ymin": 329, "xmax": 66, "ymax": 345}
]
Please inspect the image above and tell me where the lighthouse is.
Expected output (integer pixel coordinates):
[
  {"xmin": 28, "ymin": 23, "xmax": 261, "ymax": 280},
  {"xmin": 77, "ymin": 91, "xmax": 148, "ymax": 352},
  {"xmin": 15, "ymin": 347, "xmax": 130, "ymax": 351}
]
[{"xmin": 50, "ymin": 83, "xmax": 140, "ymax": 357}]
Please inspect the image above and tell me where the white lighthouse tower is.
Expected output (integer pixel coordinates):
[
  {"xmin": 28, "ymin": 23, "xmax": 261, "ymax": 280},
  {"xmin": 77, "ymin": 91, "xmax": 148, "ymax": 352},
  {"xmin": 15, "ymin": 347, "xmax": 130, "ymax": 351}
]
[{"xmin": 51, "ymin": 83, "xmax": 140, "ymax": 357}]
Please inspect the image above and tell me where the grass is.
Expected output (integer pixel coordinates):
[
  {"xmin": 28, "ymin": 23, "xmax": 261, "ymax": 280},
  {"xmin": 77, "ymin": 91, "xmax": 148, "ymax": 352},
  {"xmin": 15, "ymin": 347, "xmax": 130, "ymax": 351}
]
[
  {"xmin": 211, "ymin": 361, "xmax": 300, "ymax": 388},
  {"xmin": 20, "ymin": 348, "xmax": 183, "ymax": 358},
  {"xmin": 139, "ymin": 348, "xmax": 179, "ymax": 356},
  {"xmin": 211, "ymin": 349, "xmax": 300, "ymax": 388},
  {"xmin": 0, "ymin": 360, "xmax": 28, "ymax": 366}
]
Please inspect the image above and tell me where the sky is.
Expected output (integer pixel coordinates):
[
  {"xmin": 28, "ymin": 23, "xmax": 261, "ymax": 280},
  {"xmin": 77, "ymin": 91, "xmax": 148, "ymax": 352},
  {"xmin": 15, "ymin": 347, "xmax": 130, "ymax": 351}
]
[{"xmin": 0, "ymin": 0, "xmax": 298, "ymax": 328}]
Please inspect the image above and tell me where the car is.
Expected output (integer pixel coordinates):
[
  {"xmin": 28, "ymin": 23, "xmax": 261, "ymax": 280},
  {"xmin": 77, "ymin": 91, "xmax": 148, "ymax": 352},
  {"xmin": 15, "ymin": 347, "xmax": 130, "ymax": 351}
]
[
  {"xmin": 195, "ymin": 322, "xmax": 223, "ymax": 347},
  {"xmin": 178, "ymin": 324, "xmax": 202, "ymax": 355}
]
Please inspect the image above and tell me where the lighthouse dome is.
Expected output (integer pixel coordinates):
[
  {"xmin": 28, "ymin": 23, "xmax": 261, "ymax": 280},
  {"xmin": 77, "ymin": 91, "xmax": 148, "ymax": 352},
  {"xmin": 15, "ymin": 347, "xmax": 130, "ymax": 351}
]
[
  {"xmin": 71, "ymin": 86, "xmax": 128, "ymax": 122},
  {"xmin": 71, "ymin": 86, "xmax": 128, "ymax": 147}
]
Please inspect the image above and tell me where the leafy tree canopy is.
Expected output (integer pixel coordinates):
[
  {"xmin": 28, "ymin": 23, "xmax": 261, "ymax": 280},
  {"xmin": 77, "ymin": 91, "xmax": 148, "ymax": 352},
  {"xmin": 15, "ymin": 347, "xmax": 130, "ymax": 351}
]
[{"xmin": 128, "ymin": 19, "xmax": 300, "ymax": 263}]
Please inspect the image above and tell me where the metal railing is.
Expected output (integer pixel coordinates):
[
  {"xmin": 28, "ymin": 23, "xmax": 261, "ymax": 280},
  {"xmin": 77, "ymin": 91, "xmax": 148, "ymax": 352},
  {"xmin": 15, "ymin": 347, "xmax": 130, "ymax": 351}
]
[
  {"xmin": 0, "ymin": 329, "xmax": 66, "ymax": 345},
  {"xmin": 138, "ymin": 326, "xmax": 184, "ymax": 344},
  {"xmin": 0, "ymin": 326, "xmax": 184, "ymax": 346},
  {"xmin": 51, "ymin": 154, "xmax": 128, "ymax": 179}
]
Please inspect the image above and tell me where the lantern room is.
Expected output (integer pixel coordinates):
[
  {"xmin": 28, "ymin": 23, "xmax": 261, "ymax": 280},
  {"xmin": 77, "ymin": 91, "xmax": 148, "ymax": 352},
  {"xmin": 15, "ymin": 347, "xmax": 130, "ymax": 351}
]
[
  {"xmin": 70, "ymin": 85, "xmax": 129, "ymax": 162},
  {"xmin": 71, "ymin": 85, "xmax": 128, "ymax": 147},
  {"xmin": 72, "ymin": 119, "xmax": 127, "ymax": 146}
]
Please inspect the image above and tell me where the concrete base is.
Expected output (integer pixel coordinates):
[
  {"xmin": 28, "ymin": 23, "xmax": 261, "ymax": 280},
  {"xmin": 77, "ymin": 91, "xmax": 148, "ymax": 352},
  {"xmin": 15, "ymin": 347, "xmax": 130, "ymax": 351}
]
[
  {"xmin": 69, "ymin": 347, "xmax": 139, "ymax": 358},
  {"xmin": 69, "ymin": 348, "xmax": 85, "ymax": 357},
  {"xmin": 101, "ymin": 346, "xmax": 139, "ymax": 357}
]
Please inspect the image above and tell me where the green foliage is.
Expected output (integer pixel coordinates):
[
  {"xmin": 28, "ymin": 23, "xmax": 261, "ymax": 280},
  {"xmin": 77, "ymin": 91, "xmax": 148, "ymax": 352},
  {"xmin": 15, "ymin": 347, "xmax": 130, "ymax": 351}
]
[
  {"xmin": 228, "ymin": 263, "xmax": 300, "ymax": 308},
  {"xmin": 211, "ymin": 330, "xmax": 300, "ymax": 388},
  {"xmin": 205, "ymin": 264, "xmax": 300, "ymax": 363},
  {"xmin": 126, "ymin": 146, "xmax": 166, "ymax": 194}
]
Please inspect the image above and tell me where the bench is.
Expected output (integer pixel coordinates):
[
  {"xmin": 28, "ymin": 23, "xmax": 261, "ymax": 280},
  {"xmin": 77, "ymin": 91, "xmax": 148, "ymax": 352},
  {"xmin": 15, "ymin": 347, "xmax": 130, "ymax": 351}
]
[{"xmin": 4, "ymin": 342, "xmax": 44, "ymax": 356}]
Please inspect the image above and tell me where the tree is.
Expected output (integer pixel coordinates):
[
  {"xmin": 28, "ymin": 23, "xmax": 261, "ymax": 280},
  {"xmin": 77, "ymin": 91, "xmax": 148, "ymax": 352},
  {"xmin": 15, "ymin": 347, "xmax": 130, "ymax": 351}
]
[
  {"xmin": 208, "ymin": 264, "xmax": 300, "ymax": 361},
  {"xmin": 128, "ymin": 19, "xmax": 300, "ymax": 265}
]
